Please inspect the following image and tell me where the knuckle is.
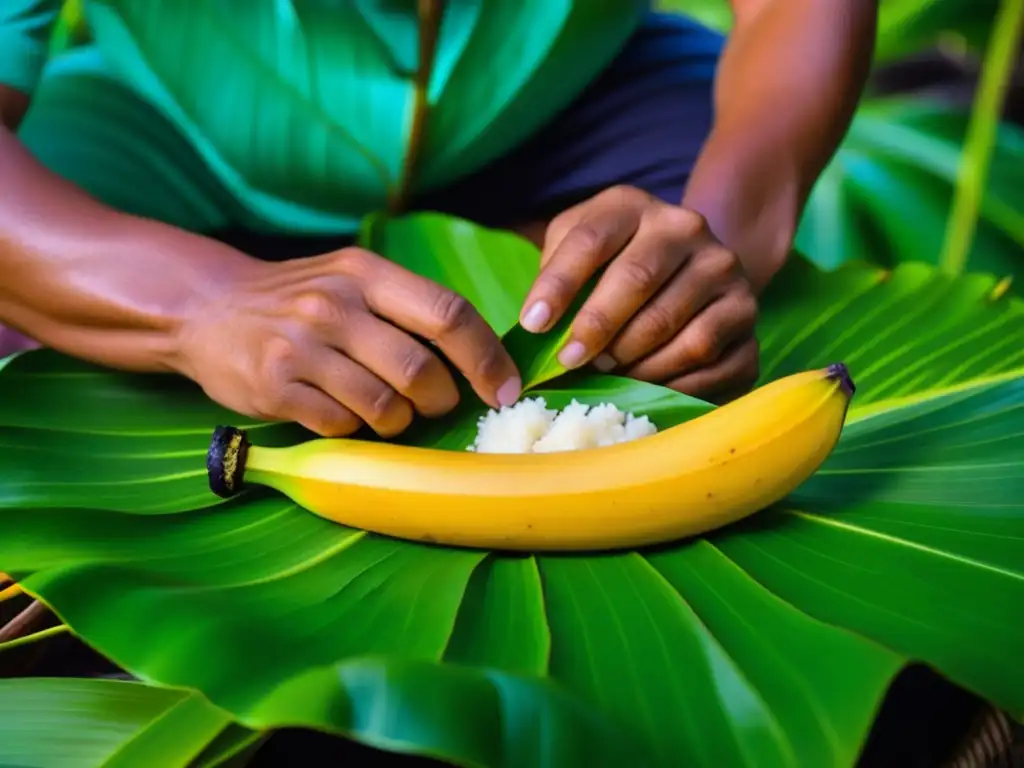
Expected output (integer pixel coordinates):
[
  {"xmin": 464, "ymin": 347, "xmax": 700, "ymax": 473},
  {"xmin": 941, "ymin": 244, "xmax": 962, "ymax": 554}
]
[
  {"xmin": 656, "ymin": 205, "xmax": 700, "ymax": 232},
  {"xmin": 252, "ymin": 387, "xmax": 286, "ymax": 419},
  {"xmin": 575, "ymin": 306, "xmax": 617, "ymax": 341},
  {"xmin": 686, "ymin": 326, "xmax": 721, "ymax": 365},
  {"xmin": 620, "ymin": 258, "xmax": 662, "ymax": 294},
  {"xmin": 334, "ymin": 246, "xmax": 377, "ymax": 278},
  {"xmin": 369, "ymin": 385, "xmax": 403, "ymax": 423},
  {"xmin": 472, "ymin": 341, "xmax": 508, "ymax": 382},
  {"xmin": 736, "ymin": 290, "xmax": 760, "ymax": 323},
  {"xmin": 292, "ymin": 291, "xmax": 340, "ymax": 326},
  {"xmin": 637, "ymin": 303, "xmax": 676, "ymax": 341},
  {"xmin": 431, "ymin": 290, "xmax": 476, "ymax": 336},
  {"xmin": 547, "ymin": 208, "xmax": 576, "ymax": 238},
  {"xmin": 539, "ymin": 270, "xmax": 579, "ymax": 303},
  {"xmin": 562, "ymin": 220, "xmax": 606, "ymax": 255},
  {"xmin": 336, "ymin": 246, "xmax": 372, "ymax": 266},
  {"xmin": 604, "ymin": 184, "xmax": 646, "ymax": 207},
  {"xmin": 658, "ymin": 207, "xmax": 707, "ymax": 239},
  {"xmin": 397, "ymin": 348, "xmax": 436, "ymax": 390},
  {"xmin": 698, "ymin": 248, "xmax": 740, "ymax": 282},
  {"xmin": 259, "ymin": 336, "xmax": 297, "ymax": 381}
]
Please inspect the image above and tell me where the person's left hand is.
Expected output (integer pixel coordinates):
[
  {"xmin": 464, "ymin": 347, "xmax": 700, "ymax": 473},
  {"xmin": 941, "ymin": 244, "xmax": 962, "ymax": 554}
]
[{"xmin": 518, "ymin": 185, "xmax": 760, "ymax": 403}]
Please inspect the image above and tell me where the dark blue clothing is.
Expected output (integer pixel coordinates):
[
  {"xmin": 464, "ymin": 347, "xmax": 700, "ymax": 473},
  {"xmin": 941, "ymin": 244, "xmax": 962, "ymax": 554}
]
[
  {"xmin": 420, "ymin": 12, "xmax": 725, "ymax": 227},
  {"xmin": 213, "ymin": 12, "xmax": 724, "ymax": 260}
]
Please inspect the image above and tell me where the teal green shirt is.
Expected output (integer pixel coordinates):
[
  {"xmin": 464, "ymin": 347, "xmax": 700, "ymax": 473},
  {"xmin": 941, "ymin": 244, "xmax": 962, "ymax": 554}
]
[
  {"xmin": 0, "ymin": 0, "xmax": 60, "ymax": 94},
  {"xmin": 1, "ymin": 1, "xmax": 648, "ymax": 234}
]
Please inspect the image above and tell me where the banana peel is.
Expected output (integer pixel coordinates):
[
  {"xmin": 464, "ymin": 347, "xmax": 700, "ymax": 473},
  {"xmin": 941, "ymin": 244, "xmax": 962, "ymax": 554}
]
[{"xmin": 207, "ymin": 364, "xmax": 854, "ymax": 552}]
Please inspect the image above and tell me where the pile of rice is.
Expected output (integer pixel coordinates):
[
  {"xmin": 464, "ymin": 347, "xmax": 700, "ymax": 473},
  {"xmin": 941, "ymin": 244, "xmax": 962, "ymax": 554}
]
[{"xmin": 468, "ymin": 397, "xmax": 657, "ymax": 454}]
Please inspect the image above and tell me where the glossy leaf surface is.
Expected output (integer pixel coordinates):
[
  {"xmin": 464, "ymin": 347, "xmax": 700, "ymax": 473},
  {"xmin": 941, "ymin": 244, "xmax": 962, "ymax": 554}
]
[
  {"xmin": 796, "ymin": 99, "xmax": 1024, "ymax": 277},
  {"xmin": 1, "ymin": 215, "xmax": 1022, "ymax": 767},
  {"xmin": 0, "ymin": 678, "xmax": 258, "ymax": 768},
  {"xmin": 74, "ymin": 0, "xmax": 644, "ymax": 233}
]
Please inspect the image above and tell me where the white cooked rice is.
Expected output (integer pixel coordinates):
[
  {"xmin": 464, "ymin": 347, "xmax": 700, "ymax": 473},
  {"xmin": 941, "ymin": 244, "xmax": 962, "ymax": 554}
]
[{"xmin": 468, "ymin": 396, "xmax": 657, "ymax": 454}]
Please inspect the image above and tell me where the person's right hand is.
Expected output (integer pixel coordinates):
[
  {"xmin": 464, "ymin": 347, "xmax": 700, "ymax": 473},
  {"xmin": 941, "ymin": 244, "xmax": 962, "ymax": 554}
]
[{"xmin": 176, "ymin": 246, "xmax": 522, "ymax": 437}]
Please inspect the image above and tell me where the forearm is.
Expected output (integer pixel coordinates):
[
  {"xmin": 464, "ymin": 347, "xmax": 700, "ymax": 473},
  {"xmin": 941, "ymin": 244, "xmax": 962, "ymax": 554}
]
[
  {"xmin": 0, "ymin": 102, "xmax": 259, "ymax": 372},
  {"xmin": 681, "ymin": 0, "xmax": 878, "ymax": 291}
]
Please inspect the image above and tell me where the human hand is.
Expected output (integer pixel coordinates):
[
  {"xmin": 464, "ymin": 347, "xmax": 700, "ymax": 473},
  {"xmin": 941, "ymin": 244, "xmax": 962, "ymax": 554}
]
[
  {"xmin": 518, "ymin": 186, "xmax": 759, "ymax": 402},
  {"xmin": 178, "ymin": 247, "xmax": 521, "ymax": 437}
]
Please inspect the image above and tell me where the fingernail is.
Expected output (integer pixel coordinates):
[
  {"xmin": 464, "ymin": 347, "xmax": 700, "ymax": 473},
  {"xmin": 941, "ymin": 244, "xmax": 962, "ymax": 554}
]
[
  {"xmin": 521, "ymin": 301, "xmax": 551, "ymax": 333},
  {"xmin": 497, "ymin": 376, "xmax": 521, "ymax": 407},
  {"xmin": 558, "ymin": 341, "xmax": 587, "ymax": 369},
  {"xmin": 593, "ymin": 353, "xmax": 616, "ymax": 372}
]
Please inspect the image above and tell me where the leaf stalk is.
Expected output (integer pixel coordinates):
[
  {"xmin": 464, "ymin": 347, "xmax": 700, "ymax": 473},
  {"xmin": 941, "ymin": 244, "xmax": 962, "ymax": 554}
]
[{"xmin": 938, "ymin": 0, "xmax": 1024, "ymax": 276}]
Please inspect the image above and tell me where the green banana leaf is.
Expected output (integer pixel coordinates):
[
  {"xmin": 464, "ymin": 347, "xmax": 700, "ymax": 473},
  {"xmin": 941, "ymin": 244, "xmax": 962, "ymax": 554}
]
[
  {"xmin": 0, "ymin": 677, "xmax": 260, "ymax": 768},
  {"xmin": 795, "ymin": 98, "xmax": 1024, "ymax": 278},
  {"xmin": 2, "ymin": 215, "xmax": 1023, "ymax": 767},
  {"xmin": 659, "ymin": 2, "xmax": 1022, "ymax": 277},
  {"xmin": 58, "ymin": 0, "xmax": 642, "ymax": 233},
  {"xmin": 871, "ymin": 0, "xmax": 999, "ymax": 60},
  {"xmin": 65, "ymin": 0, "xmax": 1003, "ymax": 65},
  {"xmin": 50, "ymin": 0, "xmax": 91, "ymax": 56}
]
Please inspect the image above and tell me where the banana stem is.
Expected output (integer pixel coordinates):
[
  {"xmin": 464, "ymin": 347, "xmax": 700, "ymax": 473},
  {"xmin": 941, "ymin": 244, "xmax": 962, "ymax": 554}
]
[
  {"xmin": 207, "ymin": 426, "xmax": 252, "ymax": 498},
  {"xmin": 938, "ymin": 0, "xmax": 1024, "ymax": 276}
]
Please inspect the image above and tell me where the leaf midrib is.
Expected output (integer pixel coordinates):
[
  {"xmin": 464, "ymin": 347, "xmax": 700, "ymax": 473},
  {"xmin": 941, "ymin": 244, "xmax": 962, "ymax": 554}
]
[
  {"xmin": 787, "ymin": 511, "xmax": 1024, "ymax": 583},
  {"xmin": 847, "ymin": 369, "xmax": 1024, "ymax": 423}
]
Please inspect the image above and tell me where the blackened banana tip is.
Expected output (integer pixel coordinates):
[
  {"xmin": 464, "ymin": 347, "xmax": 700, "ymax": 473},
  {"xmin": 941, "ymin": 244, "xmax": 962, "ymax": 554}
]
[
  {"xmin": 826, "ymin": 363, "xmax": 855, "ymax": 397},
  {"xmin": 207, "ymin": 425, "xmax": 250, "ymax": 498}
]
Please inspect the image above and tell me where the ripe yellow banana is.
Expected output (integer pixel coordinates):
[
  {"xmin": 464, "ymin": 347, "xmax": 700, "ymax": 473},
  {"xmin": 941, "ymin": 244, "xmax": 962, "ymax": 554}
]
[{"xmin": 207, "ymin": 363, "xmax": 854, "ymax": 552}]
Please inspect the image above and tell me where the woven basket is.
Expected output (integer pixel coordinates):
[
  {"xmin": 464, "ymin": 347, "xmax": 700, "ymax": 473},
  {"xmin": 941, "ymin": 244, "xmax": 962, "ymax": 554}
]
[{"xmin": 945, "ymin": 706, "xmax": 1024, "ymax": 768}]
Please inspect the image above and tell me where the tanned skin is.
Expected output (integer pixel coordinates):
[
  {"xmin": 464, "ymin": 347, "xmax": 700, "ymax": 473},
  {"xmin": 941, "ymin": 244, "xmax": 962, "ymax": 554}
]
[
  {"xmin": 0, "ymin": 0, "xmax": 877, "ymax": 431},
  {"xmin": 0, "ymin": 84, "xmax": 522, "ymax": 438},
  {"xmin": 517, "ymin": 0, "xmax": 879, "ymax": 402}
]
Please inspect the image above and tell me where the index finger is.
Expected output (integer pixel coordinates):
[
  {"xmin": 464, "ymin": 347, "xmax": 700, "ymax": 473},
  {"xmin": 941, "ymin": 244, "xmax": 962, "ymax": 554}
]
[
  {"xmin": 519, "ymin": 201, "xmax": 640, "ymax": 335},
  {"xmin": 361, "ymin": 260, "xmax": 521, "ymax": 408}
]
